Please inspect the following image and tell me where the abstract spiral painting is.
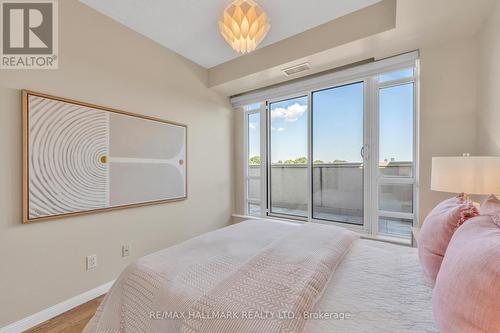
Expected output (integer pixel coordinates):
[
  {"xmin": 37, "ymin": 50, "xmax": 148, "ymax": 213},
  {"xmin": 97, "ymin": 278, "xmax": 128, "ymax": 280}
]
[{"xmin": 22, "ymin": 90, "xmax": 187, "ymax": 223}]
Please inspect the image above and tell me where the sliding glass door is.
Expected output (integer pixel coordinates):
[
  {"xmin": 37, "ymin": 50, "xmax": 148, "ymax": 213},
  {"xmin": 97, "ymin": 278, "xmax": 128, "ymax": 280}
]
[
  {"xmin": 312, "ymin": 82, "xmax": 365, "ymax": 225},
  {"xmin": 267, "ymin": 84, "xmax": 365, "ymax": 224}
]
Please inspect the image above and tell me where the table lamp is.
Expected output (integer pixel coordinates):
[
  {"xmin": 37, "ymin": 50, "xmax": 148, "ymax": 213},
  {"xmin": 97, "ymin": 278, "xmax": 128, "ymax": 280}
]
[{"xmin": 431, "ymin": 155, "xmax": 500, "ymax": 201}]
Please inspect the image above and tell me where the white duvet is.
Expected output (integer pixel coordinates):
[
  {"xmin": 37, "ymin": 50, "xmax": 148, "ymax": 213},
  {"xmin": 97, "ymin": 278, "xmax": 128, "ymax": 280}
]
[{"xmin": 85, "ymin": 219, "xmax": 437, "ymax": 333}]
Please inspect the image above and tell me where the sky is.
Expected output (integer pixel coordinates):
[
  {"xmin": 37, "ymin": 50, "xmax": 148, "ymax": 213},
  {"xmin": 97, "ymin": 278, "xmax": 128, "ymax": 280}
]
[{"xmin": 248, "ymin": 70, "xmax": 414, "ymax": 164}]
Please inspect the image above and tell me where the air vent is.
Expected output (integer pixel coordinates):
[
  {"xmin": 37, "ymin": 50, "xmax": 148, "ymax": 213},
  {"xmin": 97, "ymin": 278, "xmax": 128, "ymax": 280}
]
[{"xmin": 282, "ymin": 62, "xmax": 311, "ymax": 76}]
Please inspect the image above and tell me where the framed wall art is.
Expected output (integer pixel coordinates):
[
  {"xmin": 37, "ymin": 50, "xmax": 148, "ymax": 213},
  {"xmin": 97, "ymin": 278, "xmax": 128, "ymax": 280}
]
[{"xmin": 22, "ymin": 90, "xmax": 187, "ymax": 223}]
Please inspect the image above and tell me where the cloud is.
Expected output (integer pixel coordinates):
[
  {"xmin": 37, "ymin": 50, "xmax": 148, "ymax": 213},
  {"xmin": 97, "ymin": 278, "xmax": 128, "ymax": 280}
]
[
  {"xmin": 271, "ymin": 127, "xmax": 285, "ymax": 132},
  {"xmin": 271, "ymin": 103, "xmax": 307, "ymax": 122},
  {"xmin": 249, "ymin": 122, "xmax": 257, "ymax": 130}
]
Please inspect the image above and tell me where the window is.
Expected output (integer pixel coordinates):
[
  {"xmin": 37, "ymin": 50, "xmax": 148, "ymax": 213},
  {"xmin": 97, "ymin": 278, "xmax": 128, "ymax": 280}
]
[
  {"xmin": 377, "ymin": 75, "xmax": 416, "ymax": 238},
  {"xmin": 241, "ymin": 56, "xmax": 418, "ymax": 240},
  {"xmin": 379, "ymin": 68, "xmax": 414, "ymax": 83},
  {"xmin": 379, "ymin": 84, "xmax": 414, "ymax": 177},
  {"xmin": 245, "ymin": 104, "xmax": 262, "ymax": 216}
]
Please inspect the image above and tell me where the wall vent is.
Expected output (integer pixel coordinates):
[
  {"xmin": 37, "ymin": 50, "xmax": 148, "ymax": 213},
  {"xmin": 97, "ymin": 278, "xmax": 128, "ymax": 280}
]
[{"xmin": 282, "ymin": 62, "xmax": 311, "ymax": 76}]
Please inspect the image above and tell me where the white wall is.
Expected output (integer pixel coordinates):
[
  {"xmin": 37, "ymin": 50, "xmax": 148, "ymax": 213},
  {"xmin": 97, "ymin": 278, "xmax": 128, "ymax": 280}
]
[
  {"xmin": 0, "ymin": 0, "xmax": 233, "ymax": 327},
  {"xmin": 478, "ymin": 0, "xmax": 500, "ymax": 155}
]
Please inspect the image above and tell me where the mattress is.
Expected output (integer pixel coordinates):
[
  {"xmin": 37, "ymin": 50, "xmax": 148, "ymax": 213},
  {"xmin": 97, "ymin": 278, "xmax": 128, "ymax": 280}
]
[{"xmin": 85, "ymin": 219, "xmax": 437, "ymax": 333}]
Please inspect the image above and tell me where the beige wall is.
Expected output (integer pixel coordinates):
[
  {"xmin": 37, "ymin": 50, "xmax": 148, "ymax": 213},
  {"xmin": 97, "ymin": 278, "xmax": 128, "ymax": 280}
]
[
  {"xmin": 0, "ymin": 0, "xmax": 233, "ymax": 327},
  {"xmin": 234, "ymin": 110, "xmax": 246, "ymax": 215},
  {"xmin": 477, "ymin": 0, "xmax": 500, "ymax": 155},
  {"xmin": 233, "ymin": 36, "xmax": 480, "ymax": 224},
  {"xmin": 419, "ymin": 38, "xmax": 479, "ymax": 219}
]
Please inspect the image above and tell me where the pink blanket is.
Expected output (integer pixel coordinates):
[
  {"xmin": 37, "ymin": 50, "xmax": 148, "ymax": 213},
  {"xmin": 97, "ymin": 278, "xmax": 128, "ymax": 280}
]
[{"xmin": 84, "ymin": 220, "xmax": 357, "ymax": 333}]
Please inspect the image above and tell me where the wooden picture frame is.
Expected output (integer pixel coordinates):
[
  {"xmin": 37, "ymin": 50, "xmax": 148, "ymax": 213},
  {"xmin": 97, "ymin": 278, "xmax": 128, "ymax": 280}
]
[{"xmin": 22, "ymin": 90, "xmax": 187, "ymax": 223}]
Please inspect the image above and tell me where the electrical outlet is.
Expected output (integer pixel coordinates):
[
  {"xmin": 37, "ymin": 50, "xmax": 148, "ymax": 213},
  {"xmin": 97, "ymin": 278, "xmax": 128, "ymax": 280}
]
[
  {"xmin": 122, "ymin": 245, "xmax": 130, "ymax": 257},
  {"xmin": 86, "ymin": 254, "xmax": 97, "ymax": 270}
]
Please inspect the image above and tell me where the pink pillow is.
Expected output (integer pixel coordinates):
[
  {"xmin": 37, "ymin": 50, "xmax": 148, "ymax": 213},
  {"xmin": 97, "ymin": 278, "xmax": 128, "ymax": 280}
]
[
  {"xmin": 481, "ymin": 194, "xmax": 500, "ymax": 215},
  {"xmin": 432, "ymin": 215, "xmax": 500, "ymax": 333},
  {"xmin": 418, "ymin": 195, "xmax": 478, "ymax": 283}
]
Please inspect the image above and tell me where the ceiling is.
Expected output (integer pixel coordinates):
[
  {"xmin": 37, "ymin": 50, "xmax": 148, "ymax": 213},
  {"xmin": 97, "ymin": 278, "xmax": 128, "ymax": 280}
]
[{"xmin": 79, "ymin": 0, "xmax": 381, "ymax": 68}]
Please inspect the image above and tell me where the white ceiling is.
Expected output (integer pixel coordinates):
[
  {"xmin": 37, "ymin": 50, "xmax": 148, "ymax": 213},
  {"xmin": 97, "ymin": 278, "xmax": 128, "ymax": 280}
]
[{"xmin": 79, "ymin": 0, "xmax": 381, "ymax": 68}]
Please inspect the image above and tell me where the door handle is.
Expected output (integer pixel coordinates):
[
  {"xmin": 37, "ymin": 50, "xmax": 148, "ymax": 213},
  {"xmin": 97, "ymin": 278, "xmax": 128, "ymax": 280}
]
[{"xmin": 361, "ymin": 145, "xmax": 369, "ymax": 161}]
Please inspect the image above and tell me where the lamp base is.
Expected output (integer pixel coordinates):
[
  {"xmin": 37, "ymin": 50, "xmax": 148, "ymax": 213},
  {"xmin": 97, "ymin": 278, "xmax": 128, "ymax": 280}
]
[
  {"xmin": 460, "ymin": 192, "xmax": 471, "ymax": 202},
  {"xmin": 460, "ymin": 192, "xmax": 480, "ymax": 210}
]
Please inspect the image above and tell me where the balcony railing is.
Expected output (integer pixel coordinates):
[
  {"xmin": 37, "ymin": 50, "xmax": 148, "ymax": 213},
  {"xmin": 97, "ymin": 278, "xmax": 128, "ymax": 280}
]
[{"xmin": 248, "ymin": 161, "xmax": 413, "ymax": 237}]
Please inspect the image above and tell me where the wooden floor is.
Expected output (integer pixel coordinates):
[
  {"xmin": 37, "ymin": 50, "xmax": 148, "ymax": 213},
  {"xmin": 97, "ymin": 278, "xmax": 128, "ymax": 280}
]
[{"xmin": 25, "ymin": 296, "xmax": 104, "ymax": 333}]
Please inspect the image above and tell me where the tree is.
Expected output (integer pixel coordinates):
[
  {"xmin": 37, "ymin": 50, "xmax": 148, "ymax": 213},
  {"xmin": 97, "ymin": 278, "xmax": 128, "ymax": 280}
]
[
  {"xmin": 249, "ymin": 155, "xmax": 261, "ymax": 165},
  {"xmin": 279, "ymin": 157, "xmax": 308, "ymax": 164},
  {"xmin": 293, "ymin": 156, "xmax": 308, "ymax": 164},
  {"xmin": 314, "ymin": 160, "xmax": 324, "ymax": 164}
]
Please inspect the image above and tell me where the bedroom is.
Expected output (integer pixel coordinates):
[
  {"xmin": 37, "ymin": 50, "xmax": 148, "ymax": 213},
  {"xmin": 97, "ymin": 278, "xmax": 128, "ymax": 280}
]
[{"xmin": 0, "ymin": 0, "xmax": 499, "ymax": 332}]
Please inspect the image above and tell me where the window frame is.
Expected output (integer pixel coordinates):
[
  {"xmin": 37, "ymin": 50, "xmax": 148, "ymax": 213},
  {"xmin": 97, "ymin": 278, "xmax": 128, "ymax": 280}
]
[
  {"xmin": 243, "ymin": 104, "xmax": 266, "ymax": 217},
  {"xmin": 375, "ymin": 68, "xmax": 419, "ymax": 238},
  {"xmin": 241, "ymin": 56, "xmax": 420, "ymax": 241}
]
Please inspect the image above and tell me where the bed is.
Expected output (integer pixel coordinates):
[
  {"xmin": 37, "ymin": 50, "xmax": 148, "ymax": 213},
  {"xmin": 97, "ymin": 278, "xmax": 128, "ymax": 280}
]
[{"xmin": 84, "ymin": 219, "xmax": 437, "ymax": 333}]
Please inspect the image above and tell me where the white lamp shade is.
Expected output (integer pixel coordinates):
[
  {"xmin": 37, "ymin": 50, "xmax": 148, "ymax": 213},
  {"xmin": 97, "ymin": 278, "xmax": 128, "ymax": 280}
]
[{"xmin": 431, "ymin": 156, "xmax": 500, "ymax": 195}]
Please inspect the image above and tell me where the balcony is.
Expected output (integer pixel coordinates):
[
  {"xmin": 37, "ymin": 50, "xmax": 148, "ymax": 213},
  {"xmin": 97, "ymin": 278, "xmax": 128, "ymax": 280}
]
[{"xmin": 248, "ymin": 161, "xmax": 413, "ymax": 238}]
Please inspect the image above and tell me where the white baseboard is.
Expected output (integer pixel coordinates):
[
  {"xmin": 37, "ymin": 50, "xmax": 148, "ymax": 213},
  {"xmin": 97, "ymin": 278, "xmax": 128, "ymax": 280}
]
[{"xmin": 0, "ymin": 280, "xmax": 115, "ymax": 333}]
